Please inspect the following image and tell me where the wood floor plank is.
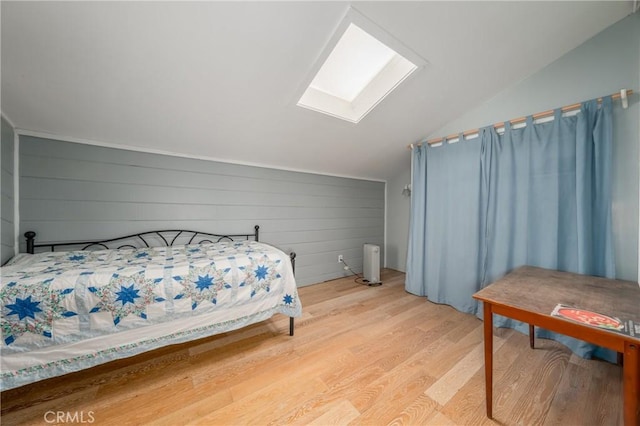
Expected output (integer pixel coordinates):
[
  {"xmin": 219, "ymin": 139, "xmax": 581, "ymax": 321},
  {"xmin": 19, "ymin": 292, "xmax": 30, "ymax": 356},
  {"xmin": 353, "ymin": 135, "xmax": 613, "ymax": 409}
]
[
  {"xmin": 0, "ymin": 269, "xmax": 624, "ymax": 425},
  {"xmin": 89, "ymin": 376, "xmax": 196, "ymax": 425},
  {"xmin": 543, "ymin": 361, "xmax": 591, "ymax": 425},
  {"xmin": 195, "ymin": 377, "xmax": 328, "ymax": 425},
  {"xmin": 150, "ymin": 388, "xmax": 234, "ymax": 426},
  {"xmin": 425, "ymin": 335, "xmax": 505, "ymax": 407},
  {"xmin": 228, "ymin": 343, "xmax": 352, "ymax": 401},
  {"xmin": 386, "ymin": 393, "xmax": 439, "ymax": 426},
  {"xmin": 349, "ymin": 363, "xmax": 434, "ymax": 425},
  {"xmin": 423, "ymin": 410, "xmax": 459, "ymax": 425},
  {"xmin": 509, "ymin": 345, "xmax": 569, "ymax": 425},
  {"xmin": 305, "ymin": 400, "xmax": 361, "ymax": 426},
  {"xmin": 0, "ymin": 386, "xmax": 98, "ymax": 426},
  {"xmin": 580, "ymin": 360, "xmax": 623, "ymax": 425},
  {"xmin": 268, "ymin": 362, "xmax": 387, "ymax": 425},
  {"xmin": 441, "ymin": 329, "xmax": 521, "ymax": 425}
]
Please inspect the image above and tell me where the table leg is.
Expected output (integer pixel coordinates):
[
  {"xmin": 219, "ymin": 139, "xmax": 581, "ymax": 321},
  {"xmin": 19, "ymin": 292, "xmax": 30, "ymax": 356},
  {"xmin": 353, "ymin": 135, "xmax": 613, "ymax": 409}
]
[
  {"xmin": 529, "ymin": 324, "xmax": 534, "ymax": 349},
  {"xmin": 623, "ymin": 341, "xmax": 639, "ymax": 426},
  {"xmin": 483, "ymin": 302, "xmax": 493, "ymax": 419}
]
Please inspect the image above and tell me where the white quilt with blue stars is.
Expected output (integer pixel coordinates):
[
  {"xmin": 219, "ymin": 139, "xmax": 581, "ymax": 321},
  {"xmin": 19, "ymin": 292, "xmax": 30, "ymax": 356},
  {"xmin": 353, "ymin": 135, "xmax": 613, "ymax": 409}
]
[{"xmin": 0, "ymin": 240, "xmax": 301, "ymax": 390}]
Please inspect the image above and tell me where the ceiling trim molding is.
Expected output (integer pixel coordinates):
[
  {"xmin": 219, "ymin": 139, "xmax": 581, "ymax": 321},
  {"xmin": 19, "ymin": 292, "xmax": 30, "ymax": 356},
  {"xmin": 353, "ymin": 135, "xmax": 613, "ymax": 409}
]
[
  {"xmin": 1, "ymin": 112, "xmax": 17, "ymax": 129},
  {"xmin": 14, "ymin": 128, "xmax": 386, "ymax": 183}
]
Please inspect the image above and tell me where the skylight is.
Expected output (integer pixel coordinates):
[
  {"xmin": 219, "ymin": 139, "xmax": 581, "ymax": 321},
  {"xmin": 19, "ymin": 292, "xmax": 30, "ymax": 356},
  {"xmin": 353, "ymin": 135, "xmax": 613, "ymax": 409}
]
[
  {"xmin": 309, "ymin": 24, "xmax": 397, "ymax": 103},
  {"xmin": 296, "ymin": 11, "xmax": 423, "ymax": 124}
]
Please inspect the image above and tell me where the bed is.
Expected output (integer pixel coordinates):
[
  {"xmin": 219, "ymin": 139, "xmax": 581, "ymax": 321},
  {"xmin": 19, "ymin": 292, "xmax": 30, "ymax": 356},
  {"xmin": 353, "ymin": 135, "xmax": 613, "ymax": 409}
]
[{"xmin": 0, "ymin": 225, "xmax": 301, "ymax": 391}]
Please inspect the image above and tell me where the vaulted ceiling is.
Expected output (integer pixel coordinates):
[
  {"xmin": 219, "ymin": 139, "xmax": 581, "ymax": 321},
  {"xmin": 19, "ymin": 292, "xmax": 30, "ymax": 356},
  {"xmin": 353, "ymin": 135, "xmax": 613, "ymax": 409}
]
[{"xmin": 1, "ymin": 1, "xmax": 634, "ymax": 180}]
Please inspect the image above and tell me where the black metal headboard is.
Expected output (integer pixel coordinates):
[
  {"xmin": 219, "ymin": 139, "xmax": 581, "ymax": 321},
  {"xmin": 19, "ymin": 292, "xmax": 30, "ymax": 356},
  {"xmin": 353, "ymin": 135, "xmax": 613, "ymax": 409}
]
[
  {"xmin": 25, "ymin": 226, "xmax": 261, "ymax": 254},
  {"xmin": 23, "ymin": 225, "xmax": 297, "ymax": 273}
]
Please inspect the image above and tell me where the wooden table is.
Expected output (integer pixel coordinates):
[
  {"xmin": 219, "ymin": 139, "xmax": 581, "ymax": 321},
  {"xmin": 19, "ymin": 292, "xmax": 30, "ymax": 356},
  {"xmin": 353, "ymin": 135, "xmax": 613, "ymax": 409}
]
[{"xmin": 473, "ymin": 266, "xmax": 640, "ymax": 425}]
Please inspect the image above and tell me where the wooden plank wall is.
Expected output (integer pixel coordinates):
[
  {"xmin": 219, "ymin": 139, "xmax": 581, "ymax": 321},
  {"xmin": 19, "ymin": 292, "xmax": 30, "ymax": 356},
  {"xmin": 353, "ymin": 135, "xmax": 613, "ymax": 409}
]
[
  {"xmin": 1, "ymin": 117, "xmax": 15, "ymax": 265},
  {"xmin": 19, "ymin": 136, "xmax": 385, "ymax": 286}
]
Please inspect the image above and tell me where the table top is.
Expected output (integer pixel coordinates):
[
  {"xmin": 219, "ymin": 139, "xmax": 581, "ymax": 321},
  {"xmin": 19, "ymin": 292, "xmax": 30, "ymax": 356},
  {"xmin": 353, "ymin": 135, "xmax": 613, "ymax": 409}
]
[{"xmin": 474, "ymin": 266, "xmax": 640, "ymax": 342}]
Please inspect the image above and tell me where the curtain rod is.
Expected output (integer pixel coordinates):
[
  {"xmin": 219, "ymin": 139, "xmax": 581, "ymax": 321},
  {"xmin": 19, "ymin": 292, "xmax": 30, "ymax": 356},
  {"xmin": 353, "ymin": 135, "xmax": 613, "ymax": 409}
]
[{"xmin": 408, "ymin": 89, "xmax": 633, "ymax": 149}]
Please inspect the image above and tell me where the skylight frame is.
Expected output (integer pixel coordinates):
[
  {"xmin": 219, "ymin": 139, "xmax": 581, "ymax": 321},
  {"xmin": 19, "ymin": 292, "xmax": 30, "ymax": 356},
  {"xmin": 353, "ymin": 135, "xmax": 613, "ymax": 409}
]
[{"xmin": 295, "ymin": 7, "xmax": 428, "ymax": 124}]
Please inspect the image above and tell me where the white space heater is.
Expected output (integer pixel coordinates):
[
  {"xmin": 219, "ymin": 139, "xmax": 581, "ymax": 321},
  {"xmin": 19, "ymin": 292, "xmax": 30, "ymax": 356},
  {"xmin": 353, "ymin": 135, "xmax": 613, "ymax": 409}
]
[{"xmin": 363, "ymin": 243, "xmax": 381, "ymax": 284}]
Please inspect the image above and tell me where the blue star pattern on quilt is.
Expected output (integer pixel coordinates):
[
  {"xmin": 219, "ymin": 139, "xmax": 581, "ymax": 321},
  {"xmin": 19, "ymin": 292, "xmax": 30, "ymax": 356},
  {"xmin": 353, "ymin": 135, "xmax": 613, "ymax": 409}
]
[
  {"xmin": 173, "ymin": 263, "xmax": 232, "ymax": 310},
  {"xmin": 56, "ymin": 251, "xmax": 109, "ymax": 267},
  {"xmin": 6, "ymin": 296, "xmax": 42, "ymax": 320},
  {"xmin": 255, "ymin": 265, "xmax": 269, "ymax": 280},
  {"xmin": 1, "ymin": 281, "xmax": 76, "ymax": 346},
  {"xmin": 240, "ymin": 255, "xmax": 281, "ymax": 297},
  {"xmin": 115, "ymin": 284, "xmax": 140, "ymax": 305},
  {"xmin": 194, "ymin": 274, "xmax": 214, "ymax": 291},
  {"xmin": 182, "ymin": 245, "xmax": 210, "ymax": 262},
  {"xmin": 88, "ymin": 272, "xmax": 162, "ymax": 326},
  {"xmin": 123, "ymin": 249, "xmax": 153, "ymax": 266}
]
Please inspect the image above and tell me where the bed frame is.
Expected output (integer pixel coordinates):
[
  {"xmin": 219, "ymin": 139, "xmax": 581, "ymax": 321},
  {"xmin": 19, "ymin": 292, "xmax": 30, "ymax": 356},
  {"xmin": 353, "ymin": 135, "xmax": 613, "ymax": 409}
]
[{"xmin": 23, "ymin": 225, "xmax": 298, "ymax": 336}]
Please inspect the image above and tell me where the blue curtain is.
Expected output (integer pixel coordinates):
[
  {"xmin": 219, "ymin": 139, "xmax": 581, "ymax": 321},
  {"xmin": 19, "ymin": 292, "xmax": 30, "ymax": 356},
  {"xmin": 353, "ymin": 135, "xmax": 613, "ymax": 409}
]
[
  {"xmin": 406, "ymin": 96, "xmax": 615, "ymax": 359},
  {"xmin": 406, "ymin": 134, "xmax": 483, "ymax": 314}
]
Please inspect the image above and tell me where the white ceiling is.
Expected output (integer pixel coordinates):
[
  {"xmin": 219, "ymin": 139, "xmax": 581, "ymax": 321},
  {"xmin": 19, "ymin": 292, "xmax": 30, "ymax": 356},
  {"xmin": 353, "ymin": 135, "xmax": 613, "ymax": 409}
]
[{"xmin": 1, "ymin": 1, "xmax": 634, "ymax": 181}]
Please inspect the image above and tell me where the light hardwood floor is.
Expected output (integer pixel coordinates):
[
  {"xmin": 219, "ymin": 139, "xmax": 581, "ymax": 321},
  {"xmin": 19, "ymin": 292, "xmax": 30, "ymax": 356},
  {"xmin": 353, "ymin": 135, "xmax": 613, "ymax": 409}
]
[{"xmin": 1, "ymin": 269, "xmax": 622, "ymax": 425}]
